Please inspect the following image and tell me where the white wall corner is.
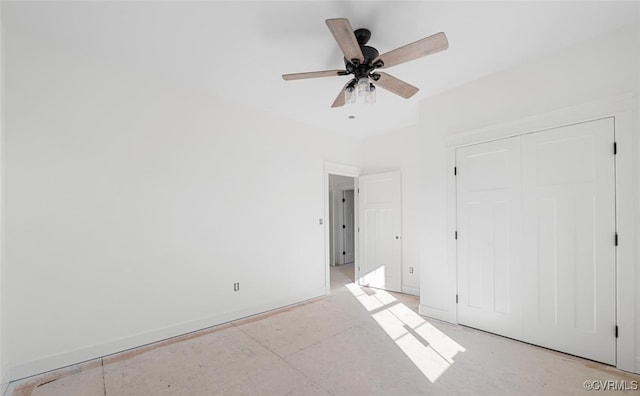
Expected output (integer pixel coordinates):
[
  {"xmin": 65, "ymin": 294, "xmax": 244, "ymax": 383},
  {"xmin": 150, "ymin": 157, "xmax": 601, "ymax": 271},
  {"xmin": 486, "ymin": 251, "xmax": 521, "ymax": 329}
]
[
  {"xmin": 416, "ymin": 142, "xmax": 457, "ymax": 325},
  {"xmin": 446, "ymin": 147, "xmax": 458, "ymax": 325},
  {"xmin": 1, "ymin": 377, "xmax": 8, "ymax": 396},
  {"xmin": 612, "ymin": 110, "xmax": 637, "ymax": 373}
]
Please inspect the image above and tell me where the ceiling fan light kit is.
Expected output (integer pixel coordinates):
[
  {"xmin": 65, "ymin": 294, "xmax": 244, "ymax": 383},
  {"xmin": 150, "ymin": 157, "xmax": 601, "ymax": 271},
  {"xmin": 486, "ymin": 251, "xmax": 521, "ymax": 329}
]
[
  {"xmin": 365, "ymin": 84, "xmax": 376, "ymax": 104},
  {"xmin": 282, "ymin": 18, "xmax": 449, "ymax": 108}
]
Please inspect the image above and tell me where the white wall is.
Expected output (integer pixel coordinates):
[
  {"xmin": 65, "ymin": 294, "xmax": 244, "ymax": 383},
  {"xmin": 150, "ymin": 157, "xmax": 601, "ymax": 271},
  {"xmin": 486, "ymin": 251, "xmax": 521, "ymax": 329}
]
[
  {"xmin": 3, "ymin": 29, "xmax": 362, "ymax": 379},
  {"xmin": 0, "ymin": 2, "xmax": 8, "ymax": 391},
  {"xmin": 362, "ymin": 23, "xmax": 640, "ymax": 369},
  {"xmin": 0, "ymin": 118, "xmax": 6, "ymax": 393}
]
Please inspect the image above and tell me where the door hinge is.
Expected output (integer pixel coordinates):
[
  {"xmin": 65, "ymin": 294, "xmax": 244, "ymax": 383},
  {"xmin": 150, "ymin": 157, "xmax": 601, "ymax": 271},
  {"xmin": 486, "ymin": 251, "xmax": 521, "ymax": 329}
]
[
  {"xmin": 455, "ymin": 230, "xmax": 458, "ymax": 240},
  {"xmin": 615, "ymin": 325, "xmax": 618, "ymax": 338},
  {"xmin": 613, "ymin": 141, "xmax": 617, "ymax": 155},
  {"xmin": 357, "ymin": 188, "xmax": 360, "ymax": 193},
  {"xmin": 454, "ymin": 166, "xmax": 457, "ymax": 176},
  {"xmin": 615, "ymin": 233, "xmax": 619, "ymax": 246},
  {"xmin": 357, "ymin": 227, "xmax": 360, "ymax": 232},
  {"xmin": 456, "ymin": 294, "xmax": 459, "ymax": 304}
]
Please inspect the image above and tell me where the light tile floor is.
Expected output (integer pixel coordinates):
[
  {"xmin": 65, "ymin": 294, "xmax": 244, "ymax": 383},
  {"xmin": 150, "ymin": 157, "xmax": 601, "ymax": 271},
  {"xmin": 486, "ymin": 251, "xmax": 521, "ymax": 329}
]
[{"xmin": 7, "ymin": 263, "xmax": 640, "ymax": 395}]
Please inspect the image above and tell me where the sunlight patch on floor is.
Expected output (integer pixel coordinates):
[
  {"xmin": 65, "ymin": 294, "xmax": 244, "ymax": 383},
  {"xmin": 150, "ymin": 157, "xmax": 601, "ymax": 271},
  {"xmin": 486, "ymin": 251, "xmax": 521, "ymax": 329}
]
[{"xmin": 345, "ymin": 282, "xmax": 466, "ymax": 383}]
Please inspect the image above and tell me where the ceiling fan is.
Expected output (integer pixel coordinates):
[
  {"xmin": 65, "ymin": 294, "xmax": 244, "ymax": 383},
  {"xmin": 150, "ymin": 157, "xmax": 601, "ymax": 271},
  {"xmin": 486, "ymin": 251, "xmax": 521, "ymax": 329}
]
[{"xmin": 282, "ymin": 18, "xmax": 449, "ymax": 107}]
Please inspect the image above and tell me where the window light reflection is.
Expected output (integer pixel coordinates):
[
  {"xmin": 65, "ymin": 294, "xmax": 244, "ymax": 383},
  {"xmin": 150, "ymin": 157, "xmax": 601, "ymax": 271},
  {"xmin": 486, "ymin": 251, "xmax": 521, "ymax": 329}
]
[{"xmin": 345, "ymin": 283, "xmax": 466, "ymax": 383}]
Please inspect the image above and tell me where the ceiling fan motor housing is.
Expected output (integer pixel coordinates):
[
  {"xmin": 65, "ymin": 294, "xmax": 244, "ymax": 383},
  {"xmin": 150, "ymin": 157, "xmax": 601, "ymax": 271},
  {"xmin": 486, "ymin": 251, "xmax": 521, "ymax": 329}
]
[
  {"xmin": 360, "ymin": 45, "xmax": 379, "ymax": 63},
  {"xmin": 343, "ymin": 28, "xmax": 381, "ymax": 82}
]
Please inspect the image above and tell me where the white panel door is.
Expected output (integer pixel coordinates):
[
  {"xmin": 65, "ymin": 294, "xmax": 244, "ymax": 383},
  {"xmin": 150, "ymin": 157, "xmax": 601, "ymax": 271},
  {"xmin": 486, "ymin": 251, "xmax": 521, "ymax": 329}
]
[
  {"xmin": 456, "ymin": 138, "xmax": 523, "ymax": 339},
  {"xmin": 521, "ymin": 118, "xmax": 616, "ymax": 365},
  {"xmin": 358, "ymin": 172, "xmax": 402, "ymax": 292}
]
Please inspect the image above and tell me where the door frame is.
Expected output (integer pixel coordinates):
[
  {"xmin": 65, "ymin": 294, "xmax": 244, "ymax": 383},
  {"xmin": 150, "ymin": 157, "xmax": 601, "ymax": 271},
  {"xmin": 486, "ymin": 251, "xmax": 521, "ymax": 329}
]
[
  {"xmin": 437, "ymin": 93, "xmax": 635, "ymax": 372},
  {"xmin": 324, "ymin": 162, "xmax": 360, "ymax": 294}
]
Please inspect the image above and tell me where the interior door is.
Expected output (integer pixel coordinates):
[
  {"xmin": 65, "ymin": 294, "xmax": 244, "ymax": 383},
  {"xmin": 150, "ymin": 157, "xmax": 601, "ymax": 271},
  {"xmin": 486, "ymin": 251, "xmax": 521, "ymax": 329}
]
[
  {"xmin": 521, "ymin": 118, "xmax": 616, "ymax": 365},
  {"xmin": 358, "ymin": 171, "xmax": 402, "ymax": 292},
  {"xmin": 456, "ymin": 138, "xmax": 523, "ymax": 339},
  {"xmin": 343, "ymin": 190, "xmax": 355, "ymax": 264}
]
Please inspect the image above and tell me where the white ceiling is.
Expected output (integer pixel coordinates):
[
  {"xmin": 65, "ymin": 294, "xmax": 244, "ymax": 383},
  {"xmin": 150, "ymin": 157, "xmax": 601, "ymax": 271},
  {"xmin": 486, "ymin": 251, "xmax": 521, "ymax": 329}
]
[{"xmin": 4, "ymin": 1, "xmax": 639, "ymax": 138}]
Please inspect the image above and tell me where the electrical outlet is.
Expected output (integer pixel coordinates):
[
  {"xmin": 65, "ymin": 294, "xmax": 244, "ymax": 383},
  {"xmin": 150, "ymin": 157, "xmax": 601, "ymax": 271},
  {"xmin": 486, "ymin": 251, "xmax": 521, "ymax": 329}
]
[
  {"xmin": 409, "ymin": 266, "xmax": 414, "ymax": 274},
  {"xmin": 233, "ymin": 282, "xmax": 240, "ymax": 292}
]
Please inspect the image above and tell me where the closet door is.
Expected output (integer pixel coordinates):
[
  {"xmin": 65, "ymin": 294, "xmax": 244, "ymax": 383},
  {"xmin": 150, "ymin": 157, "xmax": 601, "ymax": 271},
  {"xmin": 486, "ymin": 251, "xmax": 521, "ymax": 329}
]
[
  {"xmin": 521, "ymin": 118, "xmax": 616, "ymax": 365},
  {"xmin": 456, "ymin": 137, "xmax": 523, "ymax": 340},
  {"xmin": 456, "ymin": 118, "xmax": 616, "ymax": 365}
]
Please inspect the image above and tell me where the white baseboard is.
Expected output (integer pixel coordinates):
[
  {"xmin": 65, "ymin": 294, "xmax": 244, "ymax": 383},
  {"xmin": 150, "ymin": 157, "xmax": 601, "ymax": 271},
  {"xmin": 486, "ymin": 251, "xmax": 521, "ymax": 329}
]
[
  {"xmin": 402, "ymin": 286, "xmax": 419, "ymax": 296},
  {"xmin": 10, "ymin": 290, "xmax": 324, "ymax": 381},
  {"xmin": 418, "ymin": 303, "xmax": 456, "ymax": 324}
]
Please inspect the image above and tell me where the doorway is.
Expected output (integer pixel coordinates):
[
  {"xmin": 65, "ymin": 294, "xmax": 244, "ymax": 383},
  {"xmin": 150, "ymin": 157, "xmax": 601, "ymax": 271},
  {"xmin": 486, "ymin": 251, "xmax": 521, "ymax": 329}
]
[
  {"xmin": 323, "ymin": 163, "xmax": 404, "ymax": 296},
  {"xmin": 330, "ymin": 179, "xmax": 355, "ymax": 267},
  {"xmin": 324, "ymin": 163, "xmax": 360, "ymax": 294},
  {"xmin": 329, "ymin": 175, "xmax": 356, "ymax": 288}
]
